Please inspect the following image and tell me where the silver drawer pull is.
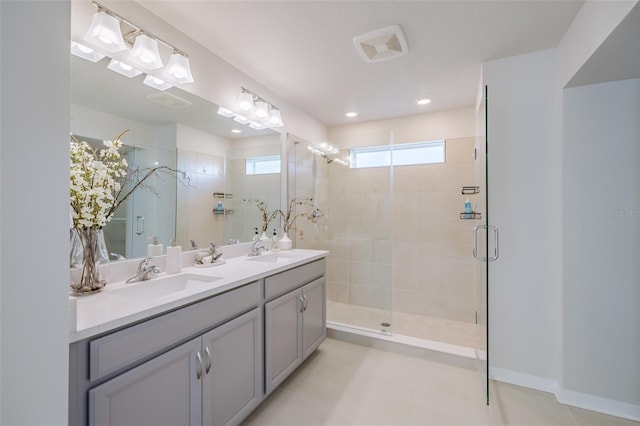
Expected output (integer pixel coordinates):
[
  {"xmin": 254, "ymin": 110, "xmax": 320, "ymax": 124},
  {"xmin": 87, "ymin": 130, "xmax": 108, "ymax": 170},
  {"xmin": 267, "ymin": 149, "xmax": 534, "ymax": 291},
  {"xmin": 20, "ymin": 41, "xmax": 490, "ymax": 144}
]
[
  {"xmin": 204, "ymin": 346, "xmax": 212, "ymax": 374},
  {"xmin": 196, "ymin": 352, "xmax": 203, "ymax": 380}
]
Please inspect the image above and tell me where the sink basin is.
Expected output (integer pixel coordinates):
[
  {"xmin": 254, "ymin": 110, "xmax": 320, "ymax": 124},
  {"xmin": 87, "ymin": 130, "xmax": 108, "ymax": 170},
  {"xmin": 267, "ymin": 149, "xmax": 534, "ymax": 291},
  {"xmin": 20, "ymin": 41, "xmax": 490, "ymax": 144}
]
[
  {"xmin": 110, "ymin": 273, "xmax": 222, "ymax": 300},
  {"xmin": 245, "ymin": 252, "xmax": 298, "ymax": 264}
]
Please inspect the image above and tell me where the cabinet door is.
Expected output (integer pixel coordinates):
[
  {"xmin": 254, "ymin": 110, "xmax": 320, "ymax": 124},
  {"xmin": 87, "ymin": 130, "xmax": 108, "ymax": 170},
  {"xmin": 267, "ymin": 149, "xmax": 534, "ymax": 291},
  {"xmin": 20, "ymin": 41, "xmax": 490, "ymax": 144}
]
[
  {"xmin": 89, "ymin": 338, "xmax": 202, "ymax": 426},
  {"xmin": 264, "ymin": 289, "xmax": 303, "ymax": 395},
  {"xmin": 302, "ymin": 277, "xmax": 327, "ymax": 359},
  {"xmin": 201, "ymin": 308, "xmax": 262, "ymax": 426}
]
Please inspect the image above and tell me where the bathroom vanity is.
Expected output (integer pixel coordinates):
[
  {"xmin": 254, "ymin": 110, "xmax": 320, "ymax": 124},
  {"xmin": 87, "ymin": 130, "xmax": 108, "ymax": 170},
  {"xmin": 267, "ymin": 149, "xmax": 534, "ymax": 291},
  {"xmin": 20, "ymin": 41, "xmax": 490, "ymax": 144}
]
[{"xmin": 68, "ymin": 249, "xmax": 328, "ymax": 426}]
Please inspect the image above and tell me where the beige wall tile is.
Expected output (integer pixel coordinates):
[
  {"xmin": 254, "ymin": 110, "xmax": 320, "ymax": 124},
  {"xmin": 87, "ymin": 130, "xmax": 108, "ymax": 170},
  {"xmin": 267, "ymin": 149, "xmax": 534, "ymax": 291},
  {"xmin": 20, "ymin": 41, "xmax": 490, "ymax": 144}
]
[
  {"xmin": 348, "ymin": 261, "xmax": 371, "ymax": 285},
  {"xmin": 370, "ymin": 287, "xmax": 392, "ymax": 310},
  {"xmin": 348, "ymin": 284, "xmax": 370, "ymax": 306},
  {"xmin": 348, "ymin": 240, "xmax": 370, "ymax": 262},
  {"xmin": 327, "ymin": 259, "xmax": 348, "ymax": 282},
  {"xmin": 370, "ymin": 264, "xmax": 392, "ymax": 289},
  {"xmin": 370, "ymin": 240, "xmax": 391, "ymax": 264},
  {"xmin": 327, "ymin": 281, "xmax": 349, "ymax": 303},
  {"xmin": 347, "ymin": 216, "xmax": 370, "ymax": 239}
]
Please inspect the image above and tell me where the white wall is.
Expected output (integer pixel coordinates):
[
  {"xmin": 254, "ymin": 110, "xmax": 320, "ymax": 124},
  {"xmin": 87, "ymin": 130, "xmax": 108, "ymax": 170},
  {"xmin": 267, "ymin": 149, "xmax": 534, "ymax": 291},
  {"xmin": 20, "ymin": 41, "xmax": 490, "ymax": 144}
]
[
  {"xmin": 0, "ymin": 1, "xmax": 70, "ymax": 424},
  {"xmin": 483, "ymin": 49, "xmax": 562, "ymax": 383},
  {"xmin": 328, "ymin": 107, "xmax": 475, "ymax": 145},
  {"xmin": 561, "ymin": 78, "xmax": 640, "ymax": 408}
]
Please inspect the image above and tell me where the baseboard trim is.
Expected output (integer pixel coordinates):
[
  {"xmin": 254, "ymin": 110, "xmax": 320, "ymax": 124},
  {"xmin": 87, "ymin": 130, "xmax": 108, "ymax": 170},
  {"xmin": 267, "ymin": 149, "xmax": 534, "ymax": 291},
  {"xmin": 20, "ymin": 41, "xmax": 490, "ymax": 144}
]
[
  {"xmin": 556, "ymin": 388, "xmax": 640, "ymax": 422},
  {"xmin": 490, "ymin": 367, "xmax": 640, "ymax": 422},
  {"xmin": 489, "ymin": 367, "xmax": 559, "ymax": 393}
]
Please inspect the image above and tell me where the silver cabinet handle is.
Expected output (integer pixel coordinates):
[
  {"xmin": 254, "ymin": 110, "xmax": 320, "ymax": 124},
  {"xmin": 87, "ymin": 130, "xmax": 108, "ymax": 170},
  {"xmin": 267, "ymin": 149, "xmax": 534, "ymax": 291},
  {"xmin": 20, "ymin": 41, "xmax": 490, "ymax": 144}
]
[
  {"xmin": 136, "ymin": 216, "xmax": 145, "ymax": 235},
  {"xmin": 302, "ymin": 295, "xmax": 309, "ymax": 311},
  {"xmin": 299, "ymin": 295, "xmax": 305, "ymax": 313},
  {"xmin": 204, "ymin": 346, "xmax": 212, "ymax": 374},
  {"xmin": 196, "ymin": 351, "xmax": 203, "ymax": 380}
]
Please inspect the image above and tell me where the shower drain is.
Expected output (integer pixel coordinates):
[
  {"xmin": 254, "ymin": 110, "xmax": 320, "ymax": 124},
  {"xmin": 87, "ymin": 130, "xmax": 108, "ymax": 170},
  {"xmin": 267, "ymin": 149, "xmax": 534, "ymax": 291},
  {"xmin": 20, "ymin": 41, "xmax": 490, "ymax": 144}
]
[{"xmin": 380, "ymin": 322, "xmax": 392, "ymax": 336}]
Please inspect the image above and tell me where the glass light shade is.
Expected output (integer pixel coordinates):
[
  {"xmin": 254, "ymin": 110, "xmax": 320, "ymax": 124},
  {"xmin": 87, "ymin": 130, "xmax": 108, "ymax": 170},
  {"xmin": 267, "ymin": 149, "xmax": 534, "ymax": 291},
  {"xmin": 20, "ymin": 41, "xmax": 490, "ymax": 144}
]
[
  {"xmin": 254, "ymin": 101, "xmax": 270, "ymax": 120},
  {"xmin": 217, "ymin": 106, "xmax": 235, "ymax": 117},
  {"xmin": 162, "ymin": 53, "xmax": 194, "ymax": 84},
  {"xmin": 269, "ymin": 109, "xmax": 284, "ymax": 127},
  {"xmin": 128, "ymin": 34, "xmax": 163, "ymax": 70},
  {"xmin": 83, "ymin": 11, "xmax": 127, "ymax": 53},
  {"xmin": 107, "ymin": 59, "xmax": 142, "ymax": 78},
  {"xmin": 70, "ymin": 41, "xmax": 105, "ymax": 62},
  {"xmin": 233, "ymin": 115, "xmax": 250, "ymax": 125},
  {"xmin": 249, "ymin": 121, "xmax": 266, "ymax": 130},
  {"xmin": 143, "ymin": 75, "xmax": 172, "ymax": 91},
  {"xmin": 235, "ymin": 92, "xmax": 255, "ymax": 115}
]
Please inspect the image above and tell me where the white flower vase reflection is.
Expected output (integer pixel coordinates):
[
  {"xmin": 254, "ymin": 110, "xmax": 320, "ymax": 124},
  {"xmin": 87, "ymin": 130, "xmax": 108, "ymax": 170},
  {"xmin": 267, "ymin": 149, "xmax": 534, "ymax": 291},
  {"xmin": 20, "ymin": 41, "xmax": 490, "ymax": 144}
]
[
  {"xmin": 279, "ymin": 233, "xmax": 293, "ymax": 250},
  {"xmin": 278, "ymin": 197, "xmax": 319, "ymax": 251}
]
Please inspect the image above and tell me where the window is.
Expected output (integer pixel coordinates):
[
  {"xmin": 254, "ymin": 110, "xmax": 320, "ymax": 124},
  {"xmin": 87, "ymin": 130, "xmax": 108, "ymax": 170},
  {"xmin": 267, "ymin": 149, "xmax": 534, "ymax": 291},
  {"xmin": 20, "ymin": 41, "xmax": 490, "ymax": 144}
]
[
  {"xmin": 245, "ymin": 155, "xmax": 281, "ymax": 175},
  {"xmin": 349, "ymin": 140, "xmax": 445, "ymax": 168}
]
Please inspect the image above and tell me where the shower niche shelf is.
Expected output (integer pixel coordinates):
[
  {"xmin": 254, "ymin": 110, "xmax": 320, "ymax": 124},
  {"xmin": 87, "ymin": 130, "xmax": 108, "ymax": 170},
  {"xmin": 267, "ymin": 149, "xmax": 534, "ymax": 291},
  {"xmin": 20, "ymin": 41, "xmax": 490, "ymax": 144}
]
[
  {"xmin": 459, "ymin": 212, "xmax": 482, "ymax": 220},
  {"xmin": 461, "ymin": 186, "xmax": 480, "ymax": 195}
]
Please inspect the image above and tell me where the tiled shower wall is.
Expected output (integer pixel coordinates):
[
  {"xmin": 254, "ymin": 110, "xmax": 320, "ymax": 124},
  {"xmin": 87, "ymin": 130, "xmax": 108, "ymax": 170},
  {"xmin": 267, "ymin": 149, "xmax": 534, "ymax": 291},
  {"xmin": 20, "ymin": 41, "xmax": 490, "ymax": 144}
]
[{"xmin": 324, "ymin": 137, "xmax": 479, "ymax": 323}]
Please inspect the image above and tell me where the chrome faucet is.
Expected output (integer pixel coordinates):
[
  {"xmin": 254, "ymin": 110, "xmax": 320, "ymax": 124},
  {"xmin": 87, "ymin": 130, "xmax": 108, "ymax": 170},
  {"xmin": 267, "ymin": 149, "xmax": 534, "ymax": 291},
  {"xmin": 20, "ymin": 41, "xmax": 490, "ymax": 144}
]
[
  {"xmin": 126, "ymin": 258, "xmax": 160, "ymax": 283},
  {"xmin": 247, "ymin": 240, "xmax": 266, "ymax": 257}
]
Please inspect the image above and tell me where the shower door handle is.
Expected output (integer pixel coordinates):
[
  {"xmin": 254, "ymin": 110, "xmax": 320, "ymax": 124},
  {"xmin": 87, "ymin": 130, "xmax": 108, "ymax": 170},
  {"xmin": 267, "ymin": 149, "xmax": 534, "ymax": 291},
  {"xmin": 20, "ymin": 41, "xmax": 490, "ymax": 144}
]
[{"xmin": 473, "ymin": 225, "xmax": 499, "ymax": 261}]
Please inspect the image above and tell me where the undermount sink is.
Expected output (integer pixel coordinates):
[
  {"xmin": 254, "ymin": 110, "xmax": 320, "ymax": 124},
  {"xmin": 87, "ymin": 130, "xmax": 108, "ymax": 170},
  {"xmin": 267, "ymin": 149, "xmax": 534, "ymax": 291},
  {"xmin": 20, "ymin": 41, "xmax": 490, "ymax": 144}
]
[
  {"xmin": 245, "ymin": 252, "xmax": 298, "ymax": 264},
  {"xmin": 110, "ymin": 273, "xmax": 222, "ymax": 300}
]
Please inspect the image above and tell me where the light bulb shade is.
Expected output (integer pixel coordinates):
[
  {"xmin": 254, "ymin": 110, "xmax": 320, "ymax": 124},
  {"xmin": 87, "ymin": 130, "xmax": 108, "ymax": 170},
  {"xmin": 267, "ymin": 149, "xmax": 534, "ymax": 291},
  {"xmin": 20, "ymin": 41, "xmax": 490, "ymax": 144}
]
[
  {"xmin": 235, "ymin": 92, "xmax": 255, "ymax": 115},
  {"xmin": 70, "ymin": 41, "xmax": 106, "ymax": 62},
  {"xmin": 217, "ymin": 106, "xmax": 235, "ymax": 117},
  {"xmin": 83, "ymin": 11, "xmax": 127, "ymax": 53},
  {"xmin": 143, "ymin": 75, "xmax": 172, "ymax": 91},
  {"xmin": 233, "ymin": 115, "xmax": 250, "ymax": 125},
  {"xmin": 162, "ymin": 53, "xmax": 194, "ymax": 84},
  {"xmin": 128, "ymin": 34, "xmax": 163, "ymax": 70},
  {"xmin": 269, "ymin": 108, "xmax": 284, "ymax": 127},
  {"xmin": 254, "ymin": 101, "xmax": 270, "ymax": 120},
  {"xmin": 249, "ymin": 121, "xmax": 266, "ymax": 130},
  {"xmin": 107, "ymin": 59, "xmax": 143, "ymax": 78}
]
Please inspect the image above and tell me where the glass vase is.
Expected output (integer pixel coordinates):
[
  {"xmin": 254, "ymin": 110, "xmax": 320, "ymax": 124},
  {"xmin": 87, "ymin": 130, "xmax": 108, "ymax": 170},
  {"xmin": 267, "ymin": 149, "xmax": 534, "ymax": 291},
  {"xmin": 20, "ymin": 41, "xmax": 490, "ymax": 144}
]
[
  {"xmin": 279, "ymin": 232, "xmax": 293, "ymax": 250},
  {"xmin": 70, "ymin": 227, "xmax": 109, "ymax": 296}
]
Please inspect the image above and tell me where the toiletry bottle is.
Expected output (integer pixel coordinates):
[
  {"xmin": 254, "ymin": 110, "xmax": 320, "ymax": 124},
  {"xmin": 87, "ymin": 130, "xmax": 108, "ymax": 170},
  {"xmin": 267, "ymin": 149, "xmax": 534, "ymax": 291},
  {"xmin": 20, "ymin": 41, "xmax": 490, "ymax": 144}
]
[
  {"xmin": 271, "ymin": 228, "xmax": 280, "ymax": 252},
  {"xmin": 252, "ymin": 227, "xmax": 259, "ymax": 242},
  {"xmin": 464, "ymin": 198, "xmax": 472, "ymax": 218},
  {"xmin": 166, "ymin": 239, "xmax": 182, "ymax": 274},
  {"xmin": 216, "ymin": 201, "xmax": 223, "ymax": 213},
  {"xmin": 260, "ymin": 229, "xmax": 271, "ymax": 250},
  {"xmin": 147, "ymin": 236, "xmax": 163, "ymax": 257}
]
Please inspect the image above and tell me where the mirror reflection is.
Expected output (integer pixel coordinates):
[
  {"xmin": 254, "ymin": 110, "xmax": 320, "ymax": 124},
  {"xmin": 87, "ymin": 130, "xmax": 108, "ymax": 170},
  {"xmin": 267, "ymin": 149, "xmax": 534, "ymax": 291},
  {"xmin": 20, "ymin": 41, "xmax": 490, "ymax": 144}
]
[{"xmin": 71, "ymin": 56, "xmax": 281, "ymax": 259}]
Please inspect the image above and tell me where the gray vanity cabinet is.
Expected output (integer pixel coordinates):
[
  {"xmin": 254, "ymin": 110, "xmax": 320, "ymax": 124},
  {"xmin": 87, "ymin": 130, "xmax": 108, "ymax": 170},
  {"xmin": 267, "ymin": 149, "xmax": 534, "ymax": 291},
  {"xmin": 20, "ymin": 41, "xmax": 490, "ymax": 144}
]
[
  {"xmin": 264, "ymin": 260, "xmax": 326, "ymax": 395},
  {"xmin": 89, "ymin": 337, "xmax": 202, "ymax": 426},
  {"xmin": 89, "ymin": 307, "xmax": 262, "ymax": 426}
]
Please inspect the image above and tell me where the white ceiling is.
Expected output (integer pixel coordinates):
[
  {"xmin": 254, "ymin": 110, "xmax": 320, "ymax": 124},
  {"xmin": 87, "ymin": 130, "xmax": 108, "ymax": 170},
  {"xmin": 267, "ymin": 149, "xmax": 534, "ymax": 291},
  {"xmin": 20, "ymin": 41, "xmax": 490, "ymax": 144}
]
[{"xmin": 137, "ymin": 0, "xmax": 584, "ymax": 127}]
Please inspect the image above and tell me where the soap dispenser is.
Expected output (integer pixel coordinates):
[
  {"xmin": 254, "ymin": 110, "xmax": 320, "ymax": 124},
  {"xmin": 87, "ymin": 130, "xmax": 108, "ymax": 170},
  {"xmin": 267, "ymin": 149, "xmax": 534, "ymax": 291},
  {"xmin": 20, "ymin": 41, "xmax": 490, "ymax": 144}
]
[
  {"xmin": 252, "ymin": 227, "xmax": 259, "ymax": 242},
  {"xmin": 271, "ymin": 228, "xmax": 280, "ymax": 252},
  {"xmin": 166, "ymin": 239, "xmax": 182, "ymax": 274},
  {"xmin": 147, "ymin": 236, "xmax": 163, "ymax": 257},
  {"xmin": 464, "ymin": 198, "xmax": 472, "ymax": 218}
]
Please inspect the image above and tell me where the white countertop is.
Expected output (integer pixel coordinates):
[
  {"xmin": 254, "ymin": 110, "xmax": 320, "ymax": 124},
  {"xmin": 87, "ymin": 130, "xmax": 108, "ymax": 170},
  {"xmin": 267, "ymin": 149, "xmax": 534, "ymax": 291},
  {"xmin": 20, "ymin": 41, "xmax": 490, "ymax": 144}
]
[{"xmin": 69, "ymin": 249, "xmax": 329, "ymax": 343}]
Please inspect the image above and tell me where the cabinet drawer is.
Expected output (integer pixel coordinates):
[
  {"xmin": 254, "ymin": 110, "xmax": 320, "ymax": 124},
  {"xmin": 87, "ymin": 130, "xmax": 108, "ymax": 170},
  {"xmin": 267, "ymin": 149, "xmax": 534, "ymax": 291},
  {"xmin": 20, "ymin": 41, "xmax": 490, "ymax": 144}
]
[
  {"xmin": 89, "ymin": 281, "xmax": 260, "ymax": 382},
  {"xmin": 264, "ymin": 259, "xmax": 325, "ymax": 301}
]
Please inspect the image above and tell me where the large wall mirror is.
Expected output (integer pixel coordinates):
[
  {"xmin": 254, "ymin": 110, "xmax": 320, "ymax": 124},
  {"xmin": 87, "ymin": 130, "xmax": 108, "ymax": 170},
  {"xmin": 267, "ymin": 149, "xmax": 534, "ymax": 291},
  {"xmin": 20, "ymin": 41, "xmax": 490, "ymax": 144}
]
[{"xmin": 71, "ymin": 56, "xmax": 282, "ymax": 260}]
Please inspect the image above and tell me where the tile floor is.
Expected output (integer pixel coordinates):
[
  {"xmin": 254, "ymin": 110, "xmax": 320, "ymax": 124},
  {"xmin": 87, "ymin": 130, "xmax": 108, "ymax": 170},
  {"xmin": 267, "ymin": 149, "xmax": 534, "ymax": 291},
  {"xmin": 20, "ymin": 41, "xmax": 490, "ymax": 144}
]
[
  {"xmin": 328, "ymin": 301, "xmax": 482, "ymax": 348},
  {"xmin": 242, "ymin": 338, "xmax": 639, "ymax": 426}
]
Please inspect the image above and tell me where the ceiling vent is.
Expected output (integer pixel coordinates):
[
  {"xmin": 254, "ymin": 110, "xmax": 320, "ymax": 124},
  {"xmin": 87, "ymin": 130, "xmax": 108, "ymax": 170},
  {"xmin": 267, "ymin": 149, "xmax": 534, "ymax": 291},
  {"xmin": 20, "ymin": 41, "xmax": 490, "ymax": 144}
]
[
  {"xmin": 146, "ymin": 92, "xmax": 192, "ymax": 109},
  {"xmin": 353, "ymin": 25, "xmax": 408, "ymax": 63}
]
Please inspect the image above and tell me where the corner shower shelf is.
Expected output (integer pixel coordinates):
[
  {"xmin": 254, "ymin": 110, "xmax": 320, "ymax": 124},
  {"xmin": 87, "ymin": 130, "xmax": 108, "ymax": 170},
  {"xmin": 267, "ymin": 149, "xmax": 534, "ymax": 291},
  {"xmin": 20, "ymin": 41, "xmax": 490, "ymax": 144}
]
[
  {"xmin": 460, "ymin": 212, "xmax": 482, "ymax": 220},
  {"xmin": 461, "ymin": 186, "xmax": 480, "ymax": 195}
]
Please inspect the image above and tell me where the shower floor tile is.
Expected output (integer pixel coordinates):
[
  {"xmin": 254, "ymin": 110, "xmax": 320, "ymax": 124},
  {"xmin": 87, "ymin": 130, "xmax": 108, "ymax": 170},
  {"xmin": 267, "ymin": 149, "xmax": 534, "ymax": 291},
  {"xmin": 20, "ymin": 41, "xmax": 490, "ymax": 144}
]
[{"xmin": 327, "ymin": 301, "xmax": 483, "ymax": 348}]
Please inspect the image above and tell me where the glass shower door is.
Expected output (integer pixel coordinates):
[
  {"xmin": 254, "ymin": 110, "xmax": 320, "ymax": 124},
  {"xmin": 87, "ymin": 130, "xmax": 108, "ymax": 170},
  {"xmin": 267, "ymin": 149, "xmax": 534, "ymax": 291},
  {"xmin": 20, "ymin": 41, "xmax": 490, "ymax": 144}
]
[{"xmin": 473, "ymin": 85, "xmax": 493, "ymax": 405}]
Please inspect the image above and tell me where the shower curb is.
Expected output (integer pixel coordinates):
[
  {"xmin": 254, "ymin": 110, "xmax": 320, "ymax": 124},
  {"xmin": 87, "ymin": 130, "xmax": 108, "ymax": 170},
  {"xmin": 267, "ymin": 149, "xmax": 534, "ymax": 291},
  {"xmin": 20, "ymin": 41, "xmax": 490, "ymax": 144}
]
[{"xmin": 327, "ymin": 322, "xmax": 478, "ymax": 370}]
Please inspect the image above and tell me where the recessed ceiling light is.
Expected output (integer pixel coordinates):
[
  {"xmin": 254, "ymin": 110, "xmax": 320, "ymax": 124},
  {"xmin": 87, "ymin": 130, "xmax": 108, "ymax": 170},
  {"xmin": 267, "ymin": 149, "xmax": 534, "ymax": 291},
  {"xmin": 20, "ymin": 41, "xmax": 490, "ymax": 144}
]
[
  {"xmin": 231, "ymin": 129, "xmax": 242, "ymax": 134},
  {"xmin": 417, "ymin": 99, "xmax": 431, "ymax": 105},
  {"xmin": 346, "ymin": 112, "xmax": 358, "ymax": 118}
]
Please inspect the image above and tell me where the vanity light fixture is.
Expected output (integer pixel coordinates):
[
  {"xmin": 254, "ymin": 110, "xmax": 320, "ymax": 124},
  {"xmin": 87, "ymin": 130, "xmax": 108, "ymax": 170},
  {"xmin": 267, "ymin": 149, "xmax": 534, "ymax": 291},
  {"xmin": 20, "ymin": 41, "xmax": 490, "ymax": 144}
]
[
  {"xmin": 216, "ymin": 87, "xmax": 285, "ymax": 129},
  {"xmin": 217, "ymin": 106, "xmax": 235, "ymax": 118},
  {"xmin": 107, "ymin": 59, "xmax": 143, "ymax": 78},
  {"xmin": 128, "ymin": 34, "xmax": 163, "ymax": 70},
  {"xmin": 70, "ymin": 41, "xmax": 105, "ymax": 62},
  {"xmin": 83, "ymin": 10, "xmax": 127, "ymax": 52},
  {"xmin": 307, "ymin": 142, "xmax": 348, "ymax": 166},
  {"xmin": 143, "ymin": 75, "xmax": 172, "ymax": 91},
  {"xmin": 74, "ymin": 2, "xmax": 194, "ymax": 90}
]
